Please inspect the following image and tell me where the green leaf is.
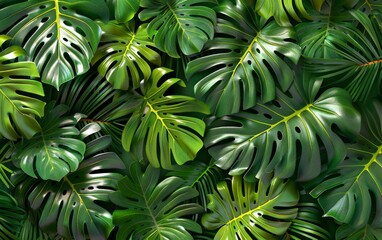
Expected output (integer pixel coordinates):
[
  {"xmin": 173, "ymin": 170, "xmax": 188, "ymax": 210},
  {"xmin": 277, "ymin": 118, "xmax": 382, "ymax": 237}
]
[
  {"xmin": 106, "ymin": 0, "xmax": 140, "ymax": 23},
  {"xmin": 13, "ymin": 104, "xmax": 86, "ymax": 181},
  {"xmin": 205, "ymin": 78, "xmax": 361, "ymax": 182},
  {"xmin": 0, "ymin": 190, "xmax": 25, "ymax": 240},
  {"xmin": 167, "ymin": 159, "xmax": 224, "ymax": 210},
  {"xmin": 305, "ymin": 10, "xmax": 382, "ymax": 102},
  {"xmin": 92, "ymin": 20, "xmax": 161, "ymax": 90},
  {"xmin": 139, "ymin": 0, "xmax": 216, "ymax": 57},
  {"xmin": 282, "ymin": 199, "xmax": 332, "ymax": 240},
  {"xmin": 110, "ymin": 162, "xmax": 203, "ymax": 239},
  {"xmin": 122, "ymin": 67, "xmax": 210, "ymax": 169},
  {"xmin": 12, "ymin": 136, "xmax": 125, "ymax": 240},
  {"xmin": 336, "ymin": 224, "xmax": 382, "ymax": 240},
  {"xmin": 0, "ymin": 139, "xmax": 14, "ymax": 188},
  {"xmin": 0, "ymin": 0, "xmax": 108, "ymax": 89},
  {"xmin": 255, "ymin": 0, "xmax": 311, "ymax": 26},
  {"xmin": 202, "ymin": 175, "xmax": 299, "ymax": 240},
  {"xmin": 17, "ymin": 212, "xmax": 51, "ymax": 240},
  {"xmin": 186, "ymin": 0, "xmax": 301, "ymax": 116},
  {"xmin": 311, "ymin": 100, "xmax": 382, "ymax": 227},
  {"xmin": 0, "ymin": 35, "xmax": 45, "ymax": 141}
]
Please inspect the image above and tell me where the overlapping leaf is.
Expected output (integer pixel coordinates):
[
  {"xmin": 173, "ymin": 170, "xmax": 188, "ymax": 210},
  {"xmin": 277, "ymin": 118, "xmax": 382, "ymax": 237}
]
[
  {"xmin": 205, "ymin": 78, "xmax": 360, "ymax": 182},
  {"xmin": 139, "ymin": 0, "xmax": 216, "ymax": 57},
  {"xmin": 12, "ymin": 136, "xmax": 125, "ymax": 240},
  {"xmin": 0, "ymin": 35, "xmax": 45, "ymax": 141},
  {"xmin": 110, "ymin": 162, "xmax": 203, "ymax": 239},
  {"xmin": 305, "ymin": 10, "xmax": 382, "ymax": 102},
  {"xmin": 0, "ymin": 0, "xmax": 108, "ymax": 89},
  {"xmin": 122, "ymin": 67, "xmax": 210, "ymax": 169},
  {"xmin": 92, "ymin": 20, "xmax": 161, "ymax": 90},
  {"xmin": 0, "ymin": 139, "xmax": 14, "ymax": 188},
  {"xmin": 0, "ymin": 190, "xmax": 25, "ymax": 240},
  {"xmin": 187, "ymin": 0, "xmax": 301, "ymax": 116},
  {"xmin": 202, "ymin": 175, "xmax": 299, "ymax": 240},
  {"xmin": 311, "ymin": 100, "xmax": 382, "ymax": 227},
  {"xmin": 13, "ymin": 104, "xmax": 86, "ymax": 181},
  {"xmin": 336, "ymin": 224, "xmax": 382, "ymax": 240}
]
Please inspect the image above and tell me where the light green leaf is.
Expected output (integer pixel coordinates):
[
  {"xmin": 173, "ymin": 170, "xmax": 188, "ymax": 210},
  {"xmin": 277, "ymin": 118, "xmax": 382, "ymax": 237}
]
[
  {"xmin": 92, "ymin": 20, "xmax": 161, "ymax": 90},
  {"xmin": 14, "ymin": 104, "xmax": 86, "ymax": 181},
  {"xmin": 0, "ymin": 35, "xmax": 45, "ymax": 141},
  {"xmin": 311, "ymin": 100, "xmax": 382, "ymax": 227},
  {"xmin": 122, "ymin": 67, "xmax": 210, "ymax": 169},
  {"xmin": 186, "ymin": 0, "xmax": 301, "ymax": 116},
  {"xmin": 205, "ymin": 78, "xmax": 360, "ymax": 182},
  {"xmin": 139, "ymin": 0, "xmax": 216, "ymax": 57},
  {"xmin": 202, "ymin": 175, "xmax": 299, "ymax": 240},
  {"xmin": 255, "ymin": 0, "xmax": 311, "ymax": 26},
  {"xmin": 0, "ymin": 0, "xmax": 108, "ymax": 89},
  {"xmin": 12, "ymin": 136, "xmax": 125, "ymax": 240},
  {"xmin": 111, "ymin": 162, "xmax": 203, "ymax": 240}
]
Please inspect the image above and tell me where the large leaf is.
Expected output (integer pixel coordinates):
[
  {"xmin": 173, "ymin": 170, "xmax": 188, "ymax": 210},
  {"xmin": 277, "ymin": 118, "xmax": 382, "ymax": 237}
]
[
  {"xmin": 311, "ymin": 100, "xmax": 382, "ymax": 227},
  {"xmin": 13, "ymin": 104, "xmax": 86, "ymax": 181},
  {"xmin": 0, "ymin": 190, "xmax": 25, "ymax": 240},
  {"xmin": 122, "ymin": 67, "xmax": 210, "ymax": 169},
  {"xmin": 0, "ymin": 0, "xmax": 108, "ymax": 89},
  {"xmin": 0, "ymin": 35, "xmax": 45, "ymax": 141},
  {"xmin": 139, "ymin": 0, "xmax": 216, "ymax": 58},
  {"xmin": 205, "ymin": 78, "xmax": 360, "ymax": 182},
  {"xmin": 12, "ymin": 135, "xmax": 125, "ymax": 240},
  {"xmin": 336, "ymin": 224, "xmax": 382, "ymax": 240},
  {"xmin": 202, "ymin": 175, "xmax": 299, "ymax": 240},
  {"xmin": 106, "ymin": 0, "xmax": 140, "ymax": 23},
  {"xmin": 186, "ymin": 0, "xmax": 301, "ymax": 116},
  {"xmin": 110, "ymin": 162, "xmax": 203, "ymax": 239},
  {"xmin": 305, "ymin": 10, "xmax": 382, "ymax": 102},
  {"xmin": 255, "ymin": 0, "xmax": 311, "ymax": 26},
  {"xmin": 92, "ymin": 20, "xmax": 161, "ymax": 90}
]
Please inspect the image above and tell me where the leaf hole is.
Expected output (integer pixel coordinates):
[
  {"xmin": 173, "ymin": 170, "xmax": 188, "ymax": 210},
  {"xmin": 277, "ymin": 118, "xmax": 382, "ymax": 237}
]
[
  {"xmin": 63, "ymin": 20, "xmax": 72, "ymax": 26},
  {"xmin": 41, "ymin": 17, "xmax": 49, "ymax": 23},
  {"xmin": 46, "ymin": 33, "xmax": 53, "ymax": 38},
  {"xmin": 256, "ymin": 48, "xmax": 260, "ymax": 54},
  {"xmin": 263, "ymin": 113, "xmax": 272, "ymax": 119},
  {"xmin": 61, "ymin": 6, "xmax": 68, "ymax": 10},
  {"xmin": 295, "ymin": 127, "xmax": 301, "ymax": 133},
  {"xmin": 39, "ymin": 5, "xmax": 46, "ymax": 9},
  {"xmin": 247, "ymin": 60, "xmax": 252, "ymax": 65},
  {"xmin": 277, "ymin": 131, "xmax": 282, "ymax": 140}
]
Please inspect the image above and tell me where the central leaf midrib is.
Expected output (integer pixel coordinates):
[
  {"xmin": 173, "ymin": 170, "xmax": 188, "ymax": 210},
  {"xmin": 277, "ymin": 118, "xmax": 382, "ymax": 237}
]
[{"xmin": 139, "ymin": 179, "xmax": 161, "ymax": 236}]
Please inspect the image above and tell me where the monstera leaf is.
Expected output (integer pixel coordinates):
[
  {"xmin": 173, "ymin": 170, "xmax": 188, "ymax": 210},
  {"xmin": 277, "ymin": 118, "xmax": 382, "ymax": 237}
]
[
  {"xmin": 122, "ymin": 67, "xmax": 210, "ymax": 169},
  {"xmin": 106, "ymin": 0, "xmax": 140, "ymax": 23},
  {"xmin": 110, "ymin": 162, "xmax": 203, "ymax": 239},
  {"xmin": 92, "ymin": 20, "xmax": 161, "ymax": 90},
  {"xmin": 0, "ymin": 35, "xmax": 45, "ymax": 141},
  {"xmin": 205, "ymin": 78, "xmax": 361, "ymax": 182},
  {"xmin": 0, "ymin": 0, "xmax": 108, "ymax": 89},
  {"xmin": 336, "ymin": 224, "xmax": 382, "ymax": 240},
  {"xmin": 12, "ymin": 135, "xmax": 125, "ymax": 240},
  {"xmin": 139, "ymin": 0, "xmax": 216, "ymax": 58},
  {"xmin": 202, "ymin": 175, "xmax": 299, "ymax": 240},
  {"xmin": 305, "ymin": 10, "xmax": 382, "ymax": 102},
  {"xmin": 13, "ymin": 104, "xmax": 86, "ymax": 181},
  {"xmin": 0, "ymin": 190, "xmax": 25, "ymax": 240},
  {"xmin": 186, "ymin": 0, "xmax": 301, "ymax": 116},
  {"xmin": 18, "ymin": 212, "xmax": 50, "ymax": 240},
  {"xmin": 311, "ymin": 100, "xmax": 382, "ymax": 227},
  {"xmin": 255, "ymin": 0, "xmax": 311, "ymax": 26}
]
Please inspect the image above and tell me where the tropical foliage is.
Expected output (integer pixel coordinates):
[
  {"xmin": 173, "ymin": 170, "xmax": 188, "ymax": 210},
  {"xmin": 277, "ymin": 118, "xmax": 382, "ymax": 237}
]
[{"xmin": 1, "ymin": 0, "xmax": 382, "ymax": 239}]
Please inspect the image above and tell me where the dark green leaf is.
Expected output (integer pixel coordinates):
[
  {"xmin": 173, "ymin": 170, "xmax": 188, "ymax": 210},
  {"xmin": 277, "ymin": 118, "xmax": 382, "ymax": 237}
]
[
  {"xmin": 111, "ymin": 162, "xmax": 203, "ymax": 239},
  {"xmin": 14, "ymin": 104, "xmax": 86, "ymax": 181},
  {"xmin": 205, "ymin": 78, "xmax": 360, "ymax": 182},
  {"xmin": 139, "ymin": 0, "xmax": 216, "ymax": 57},
  {"xmin": 336, "ymin": 224, "xmax": 382, "ymax": 240},
  {"xmin": 0, "ymin": 190, "xmax": 25, "ymax": 240},
  {"xmin": 187, "ymin": 0, "xmax": 301, "ymax": 116},
  {"xmin": 106, "ymin": 0, "xmax": 140, "ymax": 23}
]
